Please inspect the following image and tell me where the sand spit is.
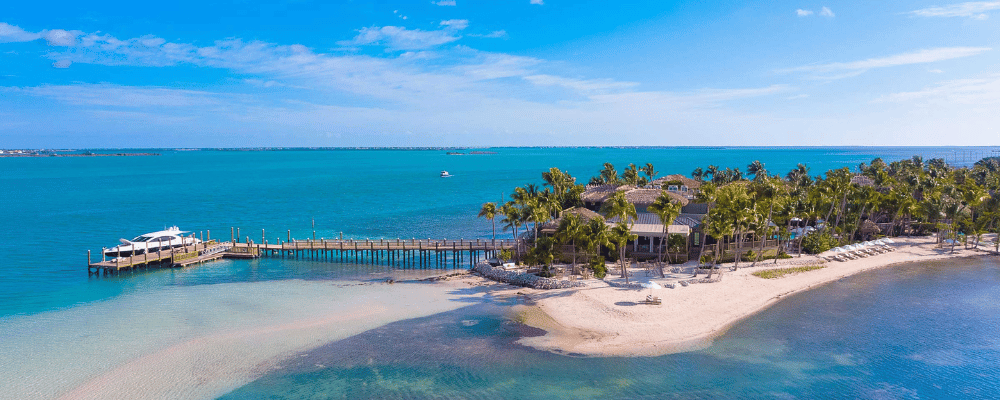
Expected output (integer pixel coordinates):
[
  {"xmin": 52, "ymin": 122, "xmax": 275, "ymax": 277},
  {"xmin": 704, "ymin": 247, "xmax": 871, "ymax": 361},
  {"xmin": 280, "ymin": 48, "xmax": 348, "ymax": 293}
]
[
  {"xmin": 513, "ymin": 237, "xmax": 997, "ymax": 357},
  {"xmin": 1, "ymin": 277, "xmax": 489, "ymax": 400}
]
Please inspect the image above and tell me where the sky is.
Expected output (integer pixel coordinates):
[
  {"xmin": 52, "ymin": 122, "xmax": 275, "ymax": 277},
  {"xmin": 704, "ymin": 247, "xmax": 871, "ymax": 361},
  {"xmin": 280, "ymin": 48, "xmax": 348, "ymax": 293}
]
[{"xmin": 1, "ymin": 0, "xmax": 999, "ymax": 148}]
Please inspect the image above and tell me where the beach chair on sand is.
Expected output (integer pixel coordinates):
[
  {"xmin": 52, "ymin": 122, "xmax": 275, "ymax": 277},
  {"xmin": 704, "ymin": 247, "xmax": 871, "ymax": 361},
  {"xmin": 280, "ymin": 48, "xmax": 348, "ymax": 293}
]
[{"xmin": 643, "ymin": 294, "xmax": 662, "ymax": 305}]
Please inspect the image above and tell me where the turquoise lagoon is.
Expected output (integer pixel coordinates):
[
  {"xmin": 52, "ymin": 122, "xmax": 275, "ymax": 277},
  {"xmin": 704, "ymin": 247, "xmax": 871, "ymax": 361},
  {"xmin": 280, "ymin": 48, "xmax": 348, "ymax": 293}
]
[{"xmin": 1, "ymin": 147, "xmax": 998, "ymax": 399}]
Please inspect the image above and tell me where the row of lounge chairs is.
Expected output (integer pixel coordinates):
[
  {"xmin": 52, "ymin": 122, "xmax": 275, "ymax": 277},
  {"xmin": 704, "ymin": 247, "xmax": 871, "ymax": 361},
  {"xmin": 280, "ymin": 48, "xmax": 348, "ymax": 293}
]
[{"xmin": 821, "ymin": 239, "xmax": 897, "ymax": 262}]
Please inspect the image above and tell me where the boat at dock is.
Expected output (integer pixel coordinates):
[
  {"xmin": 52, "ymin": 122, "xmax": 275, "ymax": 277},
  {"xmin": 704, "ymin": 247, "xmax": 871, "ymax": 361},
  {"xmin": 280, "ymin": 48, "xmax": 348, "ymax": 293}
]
[{"xmin": 103, "ymin": 226, "xmax": 201, "ymax": 257}]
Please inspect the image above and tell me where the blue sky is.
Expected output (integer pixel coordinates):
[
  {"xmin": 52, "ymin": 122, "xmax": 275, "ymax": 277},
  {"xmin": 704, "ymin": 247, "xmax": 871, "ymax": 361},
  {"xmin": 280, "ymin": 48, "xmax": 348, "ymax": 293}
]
[{"xmin": 1, "ymin": 0, "xmax": 999, "ymax": 148}]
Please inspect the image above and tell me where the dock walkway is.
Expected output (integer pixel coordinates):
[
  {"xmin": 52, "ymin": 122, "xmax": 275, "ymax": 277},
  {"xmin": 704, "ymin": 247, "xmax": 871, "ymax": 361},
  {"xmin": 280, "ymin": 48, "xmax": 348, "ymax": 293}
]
[{"xmin": 88, "ymin": 233, "xmax": 522, "ymax": 274}]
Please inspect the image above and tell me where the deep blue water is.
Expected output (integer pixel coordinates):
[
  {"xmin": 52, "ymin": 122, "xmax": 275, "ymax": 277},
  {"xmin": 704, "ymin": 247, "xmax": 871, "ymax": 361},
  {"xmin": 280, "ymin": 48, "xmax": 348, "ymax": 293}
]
[{"xmin": 1, "ymin": 147, "xmax": 999, "ymax": 399}]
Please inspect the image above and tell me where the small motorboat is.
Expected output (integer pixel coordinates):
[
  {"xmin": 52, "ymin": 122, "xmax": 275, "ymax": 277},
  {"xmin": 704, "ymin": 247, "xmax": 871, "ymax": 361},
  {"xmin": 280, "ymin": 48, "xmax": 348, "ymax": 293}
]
[
  {"xmin": 103, "ymin": 226, "xmax": 201, "ymax": 257},
  {"xmin": 440, "ymin": 170, "xmax": 452, "ymax": 178}
]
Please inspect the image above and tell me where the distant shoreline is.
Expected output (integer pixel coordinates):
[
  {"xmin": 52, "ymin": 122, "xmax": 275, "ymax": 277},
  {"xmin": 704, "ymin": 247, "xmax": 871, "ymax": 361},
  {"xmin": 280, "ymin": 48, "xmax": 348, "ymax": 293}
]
[{"xmin": 0, "ymin": 153, "xmax": 160, "ymax": 157}]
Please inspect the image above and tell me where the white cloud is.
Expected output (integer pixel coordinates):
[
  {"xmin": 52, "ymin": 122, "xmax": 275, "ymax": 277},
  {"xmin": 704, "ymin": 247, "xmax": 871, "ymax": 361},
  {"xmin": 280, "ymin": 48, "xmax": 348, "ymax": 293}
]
[
  {"xmin": 42, "ymin": 29, "xmax": 83, "ymax": 46},
  {"xmin": 439, "ymin": 19, "xmax": 469, "ymax": 30},
  {"xmin": 471, "ymin": 30, "xmax": 508, "ymax": 39},
  {"xmin": 796, "ymin": 9, "xmax": 814, "ymax": 17},
  {"xmin": 2, "ymin": 21, "xmax": 801, "ymax": 147},
  {"xmin": 819, "ymin": 6, "xmax": 835, "ymax": 17},
  {"xmin": 778, "ymin": 47, "xmax": 991, "ymax": 79},
  {"xmin": 52, "ymin": 60, "xmax": 72, "ymax": 68},
  {"xmin": 530, "ymin": 0, "xmax": 544, "ymax": 4},
  {"xmin": 0, "ymin": 22, "xmax": 40, "ymax": 43},
  {"xmin": 15, "ymin": 84, "xmax": 232, "ymax": 107},
  {"xmin": 433, "ymin": 0, "xmax": 456, "ymax": 5},
  {"xmin": 524, "ymin": 74, "xmax": 639, "ymax": 93},
  {"xmin": 929, "ymin": 69, "xmax": 944, "ymax": 73},
  {"xmin": 338, "ymin": 26, "xmax": 461, "ymax": 51},
  {"xmin": 910, "ymin": 1, "xmax": 1000, "ymax": 19},
  {"xmin": 874, "ymin": 74, "xmax": 1000, "ymax": 105}
]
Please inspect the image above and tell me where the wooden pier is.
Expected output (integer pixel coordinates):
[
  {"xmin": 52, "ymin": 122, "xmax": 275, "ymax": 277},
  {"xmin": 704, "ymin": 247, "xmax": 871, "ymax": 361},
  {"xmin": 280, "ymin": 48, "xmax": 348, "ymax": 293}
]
[
  {"xmin": 231, "ymin": 237, "xmax": 519, "ymax": 268},
  {"xmin": 87, "ymin": 231, "xmax": 522, "ymax": 274}
]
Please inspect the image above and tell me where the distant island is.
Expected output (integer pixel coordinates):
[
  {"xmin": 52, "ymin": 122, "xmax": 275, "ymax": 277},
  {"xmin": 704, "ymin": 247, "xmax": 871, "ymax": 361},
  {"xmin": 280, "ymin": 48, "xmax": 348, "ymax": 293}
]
[
  {"xmin": 0, "ymin": 150, "xmax": 160, "ymax": 157},
  {"xmin": 447, "ymin": 150, "xmax": 497, "ymax": 155}
]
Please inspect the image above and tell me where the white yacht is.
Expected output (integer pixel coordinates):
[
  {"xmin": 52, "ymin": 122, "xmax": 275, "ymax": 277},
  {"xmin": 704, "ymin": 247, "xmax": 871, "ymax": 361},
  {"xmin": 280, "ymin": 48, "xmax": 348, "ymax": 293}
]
[
  {"xmin": 440, "ymin": 170, "xmax": 451, "ymax": 178},
  {"xmin": 103, "ymin": 226, "xmax": 201, "ymax": 257}
]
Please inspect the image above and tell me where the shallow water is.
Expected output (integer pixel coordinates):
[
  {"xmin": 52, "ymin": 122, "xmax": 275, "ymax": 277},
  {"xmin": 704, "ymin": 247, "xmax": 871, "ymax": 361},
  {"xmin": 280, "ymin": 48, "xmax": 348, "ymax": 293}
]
[{"xmin": 220, "ymin": 257, "xmax": 1000, "ymax": 399}]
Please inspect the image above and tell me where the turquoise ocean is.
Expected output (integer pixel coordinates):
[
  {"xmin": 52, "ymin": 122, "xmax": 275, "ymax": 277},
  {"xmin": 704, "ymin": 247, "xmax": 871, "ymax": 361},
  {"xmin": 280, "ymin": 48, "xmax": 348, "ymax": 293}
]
[{"xmin": 1, "ymin": 147, "xmax": 999, "ymax": 399}]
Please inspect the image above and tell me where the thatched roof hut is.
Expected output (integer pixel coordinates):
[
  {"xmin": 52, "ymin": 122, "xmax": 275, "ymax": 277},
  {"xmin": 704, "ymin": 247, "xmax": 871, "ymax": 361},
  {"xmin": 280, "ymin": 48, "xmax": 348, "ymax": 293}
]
[
  {"xmin": 540, "ymin": 207, "xmax": 604, "ymax": 234},
  {"xmin": 623, "ymin": 188, "xmax": 690, "ymax": 206},
  {"xmin": 652, "ymin": 174, "xmax": 702, "ymax": 189},
  {"xmin": 860, "ymin": 219, "xmax": 881, "ymax": 234},
  {"xmin": 580, "ymin": 184, "xmax": 635, "ymax": 203}
]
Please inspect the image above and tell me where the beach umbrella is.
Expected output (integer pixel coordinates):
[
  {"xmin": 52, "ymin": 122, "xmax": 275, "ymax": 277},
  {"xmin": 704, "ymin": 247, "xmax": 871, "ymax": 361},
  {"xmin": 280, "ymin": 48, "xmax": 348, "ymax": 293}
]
[{"xmin": 641, "ymin": 281, "xmax": 662, "ymax": 295}]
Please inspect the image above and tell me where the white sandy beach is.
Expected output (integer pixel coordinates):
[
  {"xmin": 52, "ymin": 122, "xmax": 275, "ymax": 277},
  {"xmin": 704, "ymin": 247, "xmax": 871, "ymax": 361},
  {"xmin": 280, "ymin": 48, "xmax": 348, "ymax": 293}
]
[{"xmin": 514, "ymin": 236, "xmax": 999, "ymax": 357}]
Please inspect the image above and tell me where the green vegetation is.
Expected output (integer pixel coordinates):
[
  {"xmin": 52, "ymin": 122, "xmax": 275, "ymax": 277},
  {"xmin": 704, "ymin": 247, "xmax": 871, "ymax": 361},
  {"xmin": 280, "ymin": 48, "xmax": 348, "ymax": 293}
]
[
  {"xmin": 752, "ymin": 265, "xmax": 826, "ymax": 279},
  {"xmin": 589, "ymin": 256, "xmax": 608, "ymax": 279},
  {"xmin": 486, "ymin": 157, "xmax": 1000, "ymax": 280},
  {"xmin": 801, "ymin": 232, "xmax": 838, "ymax": 254}
]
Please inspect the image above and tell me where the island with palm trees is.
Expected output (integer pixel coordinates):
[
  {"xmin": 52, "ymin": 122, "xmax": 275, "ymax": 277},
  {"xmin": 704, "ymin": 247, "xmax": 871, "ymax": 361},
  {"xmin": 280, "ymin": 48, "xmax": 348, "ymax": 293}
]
[{"xmin": 473, "ymin": 157, "xmax": 1000, "ymax": 356}]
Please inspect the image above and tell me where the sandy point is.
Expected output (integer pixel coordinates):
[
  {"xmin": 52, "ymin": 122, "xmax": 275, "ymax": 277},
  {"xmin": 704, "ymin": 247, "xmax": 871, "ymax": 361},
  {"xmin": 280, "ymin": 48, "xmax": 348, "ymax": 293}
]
[{"xmin": 506, "ymin": 236, "xmax": 999, "ymax": 358}]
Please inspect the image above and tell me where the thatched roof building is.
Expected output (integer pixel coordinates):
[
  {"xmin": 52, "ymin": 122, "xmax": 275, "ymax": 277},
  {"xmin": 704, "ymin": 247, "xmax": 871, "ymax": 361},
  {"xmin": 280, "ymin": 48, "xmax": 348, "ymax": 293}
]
[
  {"xmin": 623, "ymin": 188, "xmax": 690, "ymax": 206},
  {"xmin": 580, "ymin": 184, "xmax": 635, "ymax": 203},
  {"xmin": 652, "ymin": 174, "xmax": 702, "ymax": 189},
  {"xmin": 540, "ymin": 207, "xmax": 603, "ymax": 234}
]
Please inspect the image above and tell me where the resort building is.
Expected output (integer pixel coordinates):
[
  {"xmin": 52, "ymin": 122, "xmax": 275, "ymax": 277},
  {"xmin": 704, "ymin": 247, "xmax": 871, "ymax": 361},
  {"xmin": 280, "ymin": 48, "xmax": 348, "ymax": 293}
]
[
  {"xmin": 577, "ymin": 182, "xmax": 709, "ymax": 262},
  {"xmin": 651, "ymin": 174, "xmax": 702, "ymax": 200}
]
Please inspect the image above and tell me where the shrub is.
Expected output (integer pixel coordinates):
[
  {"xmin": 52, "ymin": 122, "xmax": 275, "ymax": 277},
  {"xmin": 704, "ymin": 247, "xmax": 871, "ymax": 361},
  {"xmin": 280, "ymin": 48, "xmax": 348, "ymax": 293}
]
[
  {"xmin": 801, "ymin": 232, "xmax": 838, "ymax": 254},
  {"xmin": 589, "ymin": 256, "xmax": 607, "ymax": 279},
  {"xmin": 499, "ymin": 249, "xmax": 513, "ymax": 263},
  {"xmin": 752, "ymin": 265, "xmax": 825, "ymax": 279},
  {"xmin": 742, "ymin": 250, "xmax": 757, "ymax": 262}
]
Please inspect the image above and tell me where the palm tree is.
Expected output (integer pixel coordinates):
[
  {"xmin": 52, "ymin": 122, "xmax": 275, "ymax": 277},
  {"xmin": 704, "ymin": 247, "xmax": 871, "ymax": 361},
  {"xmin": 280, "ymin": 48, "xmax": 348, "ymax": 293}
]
[
  {"xmin": 600, "ymin": 163, "xmax": 618, "ymax": 184},
  {"xmin": 643, "ymin": 163, "xmax": 658, "ymax": 184},
  {"xmin": 600, "ymin": 191, "xmax": 638, "ymax": 280},
  {"xmin": 749, "ymin": 177, "xmax": 782, "ymax": 267},
  {"xmin": 609, "ymin": 222, "xmax": 637, "ymax": 283},
  {"xmin": 705, "ymin": 165, "xmax": 719, "ymax": 183},
  {"xmin": 556, "ymin": 213, "xmax": 586, "ymax": 274},
  {"xmin": 500, "ymin": 202, "xmax": 523, "ymax": 262},
  {"xmin": 622, "ymin": 164, "xmax": 641, "ymax": 186},
  {"xmin": 747, "ymin": 160, "xmax": 768, "ymax": 181},
  {"xmin": 646, "ymin": 191, "xmax": 682, "ymax": 276},
  {"xmin": 691, "ymin": 167, "xmax": 704, "ymax": 181},
  {"xmin": 693, "ymin": 183, "xmax": 718, "ymax": 270},
  {"xmin": 478, "ymin": 202, "xmax": 498, "ymax": 251},
  {"xmin": 583, "ymin": 216, "xmax": 612, "ymax": 277}
]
